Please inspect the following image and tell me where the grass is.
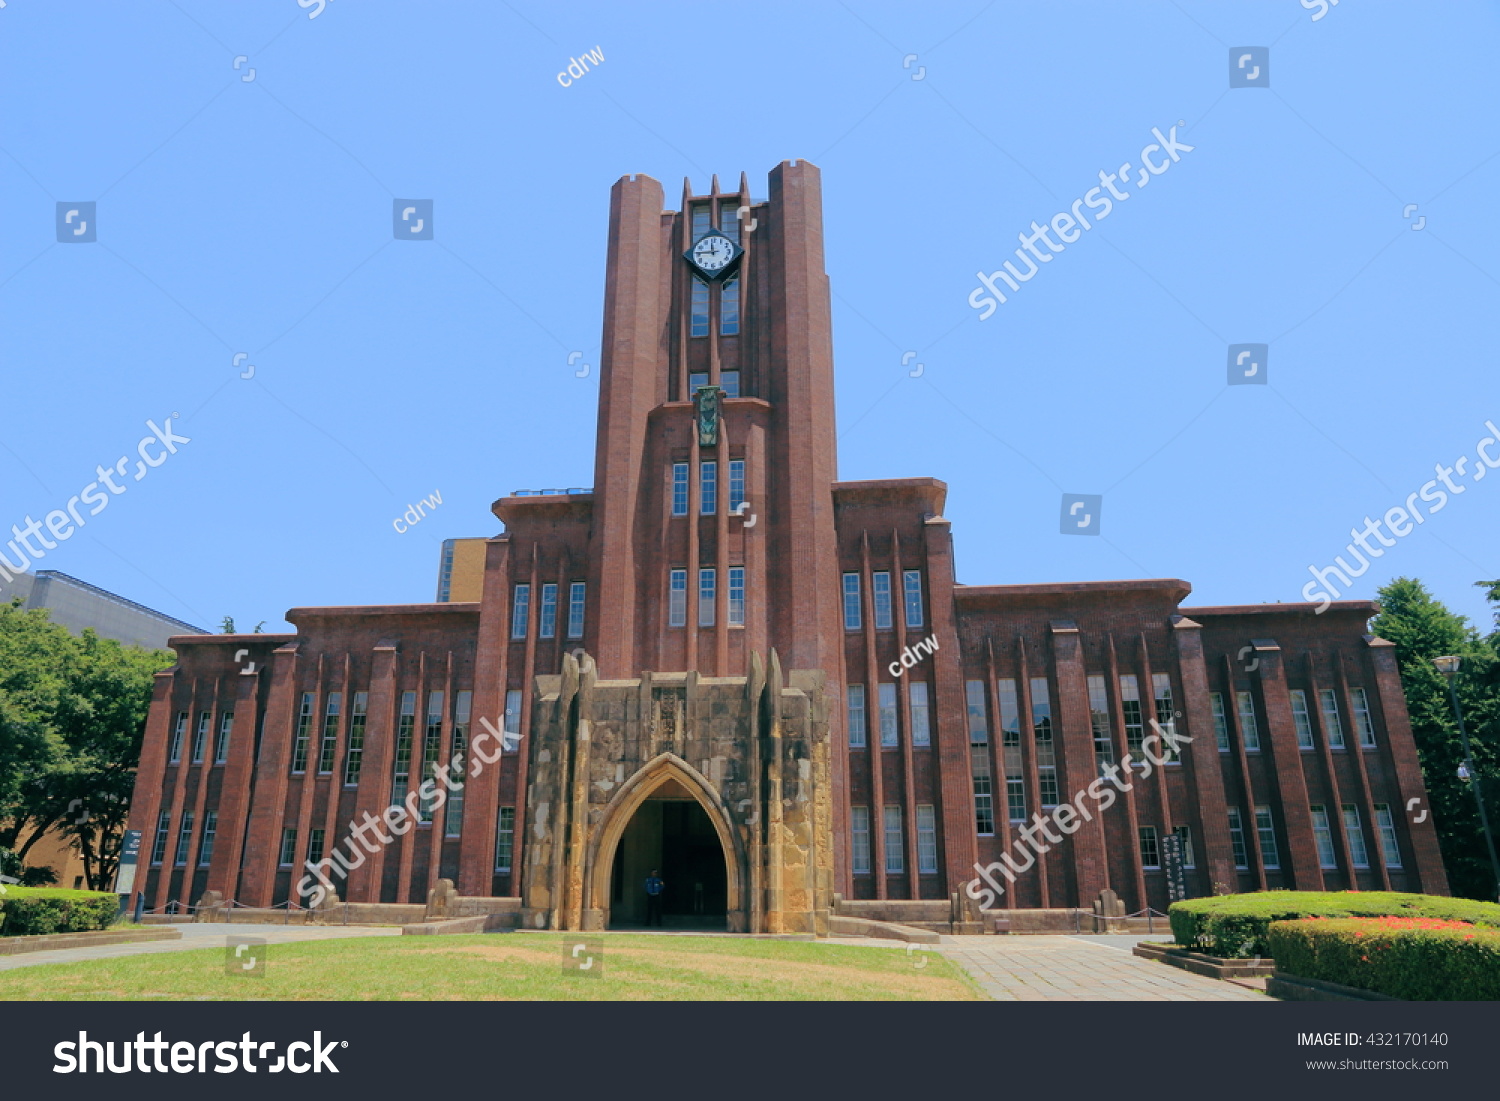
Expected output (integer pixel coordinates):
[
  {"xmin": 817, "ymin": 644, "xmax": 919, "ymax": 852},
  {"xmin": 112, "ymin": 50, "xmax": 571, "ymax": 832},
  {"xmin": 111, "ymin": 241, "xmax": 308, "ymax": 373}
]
[
  {"xmin": 0, "ymin": 886, "xmax": 116, "ymax": 901},
  {"xmin": 0, "ymin": 933, "xmax": 981, "ymax": 1001}
]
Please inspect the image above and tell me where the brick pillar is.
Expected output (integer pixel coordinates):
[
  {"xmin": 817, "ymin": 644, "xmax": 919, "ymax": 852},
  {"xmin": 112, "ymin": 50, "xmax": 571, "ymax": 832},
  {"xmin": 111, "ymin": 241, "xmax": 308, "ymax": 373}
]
[
  {"xmin": 1170, "ymin": 617, "xmax": 1235, "ymax": 894},
  {"xmin": 1049, "ymin": 620, "xmax": 1108, "ymax": 905},
  {"xmin": 239, "ymin": 643, "xmax": 301, "ymax": 907},
  {"xmin": 1252, "ymin": 640, "xmax": 1323, "ymax": 888},
  {"xmin": 125, "ymin": 670, "xmax": 175, "ymax": 904},
  {"xmin": 345, "ymin": 642, "xmax": 400, "ymax": 902},
  {"xmin": 459, "ymin": 537, "xmax": 512, "ymax": 896},
  {"xmin": 209, "ymin": 666, "xmax": 262, "ymax": 900}
]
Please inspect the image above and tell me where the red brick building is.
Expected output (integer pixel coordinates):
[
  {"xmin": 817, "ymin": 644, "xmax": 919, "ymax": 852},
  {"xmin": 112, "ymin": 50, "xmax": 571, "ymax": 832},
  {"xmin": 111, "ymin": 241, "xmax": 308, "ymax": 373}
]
[{"xmin": 128, "ymin": 161, "xmax": 1448, "ymax": 928}]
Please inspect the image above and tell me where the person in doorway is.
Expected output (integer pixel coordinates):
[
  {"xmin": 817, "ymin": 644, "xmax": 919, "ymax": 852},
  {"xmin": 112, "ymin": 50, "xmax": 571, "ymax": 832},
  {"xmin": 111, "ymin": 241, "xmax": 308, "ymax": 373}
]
[{"xmin": 644, "ymin": 869, "xmax": 665, "ymax": 927}]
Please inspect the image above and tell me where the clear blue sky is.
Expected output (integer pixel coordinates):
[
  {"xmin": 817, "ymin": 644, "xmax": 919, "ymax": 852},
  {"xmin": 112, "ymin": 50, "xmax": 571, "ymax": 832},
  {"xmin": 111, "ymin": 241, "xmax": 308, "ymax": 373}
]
[{"xmin": 2, "ymin": 0, "xmax": 1496, "ymax": 637}]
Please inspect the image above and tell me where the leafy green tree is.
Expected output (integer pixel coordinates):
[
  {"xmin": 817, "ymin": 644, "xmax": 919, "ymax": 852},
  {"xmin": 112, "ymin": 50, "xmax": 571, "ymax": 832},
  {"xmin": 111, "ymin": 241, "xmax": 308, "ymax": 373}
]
[{"xmin": 1372, "ymin": 578, "xmax": 1500, "ymax": 900}]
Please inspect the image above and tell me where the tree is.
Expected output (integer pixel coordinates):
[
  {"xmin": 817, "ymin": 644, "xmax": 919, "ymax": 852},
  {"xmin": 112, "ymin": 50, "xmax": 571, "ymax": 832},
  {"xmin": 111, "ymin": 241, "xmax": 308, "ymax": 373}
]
[
  {"xmin": 220, "ymin": 616, "xmax": 235, "ymax": 634},
  {"xmin": 1372, "ymin": 577, "xmax": 1500, "ymax": 900}
]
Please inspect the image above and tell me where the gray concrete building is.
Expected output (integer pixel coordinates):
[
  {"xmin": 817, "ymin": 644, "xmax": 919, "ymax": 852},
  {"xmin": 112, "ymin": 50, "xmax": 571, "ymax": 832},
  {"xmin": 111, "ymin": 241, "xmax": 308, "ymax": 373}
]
[{"xmin": 5, "ymin": 570, "xmax": 205, "ymax": 650}]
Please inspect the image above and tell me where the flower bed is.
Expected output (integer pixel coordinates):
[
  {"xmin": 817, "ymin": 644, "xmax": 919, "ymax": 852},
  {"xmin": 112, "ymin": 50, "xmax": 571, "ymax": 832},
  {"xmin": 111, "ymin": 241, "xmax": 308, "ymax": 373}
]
[{"xmin": 1267, "ymin": 916, "xmax": 1500, "ymax": 1001}]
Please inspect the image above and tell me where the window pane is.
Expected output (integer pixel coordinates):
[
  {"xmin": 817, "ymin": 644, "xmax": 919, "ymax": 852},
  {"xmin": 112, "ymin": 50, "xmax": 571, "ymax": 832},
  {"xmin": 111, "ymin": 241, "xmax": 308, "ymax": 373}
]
[
  {"xmin": 495, "ymin": 807, "xmax": 515, "ymax": 872},
  {"xmin": 511, "ymin": 584, "xmax": 530, "ymax": 639},
  {"xmin": 1310, "ymin": 805, "xmax": 1337, "ymax": 868},
  {"xmin": 878, "ymin": 683, "xmax": 898, "ymax": 747},
  {"xmin": 842, "ymin": 573, "xmax": 862, "ymax": 630},
  {"xmin": 214, "ymin": 711, "xmax": 233, "ymax": 764},
  {"xmin": 1227, "ymin": 807, "xmax": 1249, "ymax": 869},
  {"xmin": 1343, "ymin": 805, "xmax": 1369, "ymax": 868},
  {"xmin": 698, "ymin": 568, "xmax": 716, "ymax": 627},
  {"xmin": 728, "ymin": 567, "xmax": 745, "ymax": 626},
  {"xmin": 445, "ymin": 690, "xmax": 471, "ymax": 836},
  {"xmin": 1152, "ymin": 673, "xmax": 1178, "ymax": 762},
  {"xmin": 690, "ymin": 276, "xmax": 709, "ymax": 337},
  {"xmin": 909, "ymin": 682, "xmax": 931, "ymax": 746},
  {"xmin": 567, "ymin": 581, "xmax": 586, "ymax": 639},
  {"xmin": 292, "ymin": 692, "xmax": 315, "ymax": 773},
  {"xmin": 965, "ymin": 680, "xmax": 988, "ymax": 744},
  {"xmin": 169, "ymin": 712, "xmax": 187, "ymax": 763},
  {"xmin": 1139, "ymin": 826, "xmax": 1160, "ymax": 869},
  {"xmin": 1290, "ymin": 689, "xmax": 1314, "ymax": 749},
  {"xmin": 1120, "ymin": 675, "xmax": 1143, "ymax": 752},
  {"xmin": 851, "ymin": 807, "xmax": 871, "ymax": 874},
  {"xmin": 1351, "ymin": 687, "xmax": 1377, "ymax": 747},
  {"xmin": 1032, "ymin": 678, "xmax": 1057, "ymax": 807},
  {"xmin": 689, "ymin": 371, "xmax": 708, "ymax": 391},
  {"xmin": 917, "ymin": 805, "xmax": 938, "ymax": 874},
  {"xmin": 279, "ymin": 826, "xmax": 297, "ymax": 866},
  {"xmin": 1255, "ymin": 805, "xmax": 1281, "ymax": 869},
  {"xmin": 175, "ymin": 811, "xmax": 194, "ymax": 866},
  {"xmin": 199, "ymin": 811, "xmax": 217, "ymax": 866},
  {"xmin": 1237, "ymin": 691, "xmax": 1261, "ymax": 751},
  {"xmin": 192, "ymin": 710, "xmax": 210, "ymax": 763},
  {"xmin": 872, "ymin": 572, "xmax": 892, "ymax": 629},
  {"xmin": 847, "ymin": 685, "xmax": 867, "ymax": 748},
  {"xmin": 1320, "ymin": 689, "xmax": 1345, "ymax": 748},
  {"xmin": 700, "ymin": 461, "xmax": 717, "ymax": 515},
  {"xmin": 152, "ymin": 810, "xmax": 171, "ymax": 864},
  {"xmin": 903, "ymin": 570, "xmax": 923, "ymax": 628},
  {"xmin": 1089, "ymin": 675, "xmax": 1114, "ymax": 766},
  {"xmin": 729, "ymin": 459, "xmax": 745, "ymax": 512},
  {"xmin": 318, "ymin": 692, "xmax": 341, "ymax": 774},
  {"xmin": 671, "ymin": 463, "xmax": 689, "ymax": 516},
  {"xmin": 1210, "ymin": 692, "xmax": 1230, "ymax": 752},
  {"xmin": 1374, "ymin": 804, "xmax": 1402, "ymax": 868},
  {"xmin": 720, "ymin": 369, "xmax": 740, "ymax": 397},
  {"xmin": 344, "ymin": 693, "xmax": 368, "ymax": 785},
  {"xmin": 669, "ymin": 569, "xmax": 687, "ymax": 627},
  {"xmin": 720, "ymin": 278, "xmax": 739, "ymax": 336},
  {"xmin": 883, "ymin": 806, "xmax": 904, "ymax": 874},
  {"xmin": 505, "ymin": 689, "xmax": 523, "ymax": 738},
  {"xmin": 972, "ymin": 745, "xmax": 994, "ymax": 835},
  {"xmin": 539, "ymin": 584, "xmax": 558, "ymax": 639}
]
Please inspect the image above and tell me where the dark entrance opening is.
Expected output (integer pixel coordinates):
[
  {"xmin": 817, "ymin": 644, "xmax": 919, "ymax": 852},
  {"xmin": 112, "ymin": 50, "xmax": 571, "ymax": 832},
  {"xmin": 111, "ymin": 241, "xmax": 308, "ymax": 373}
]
[{"xmin": 609, "ymin": 782, "xmax": 727, "ymax": 930}]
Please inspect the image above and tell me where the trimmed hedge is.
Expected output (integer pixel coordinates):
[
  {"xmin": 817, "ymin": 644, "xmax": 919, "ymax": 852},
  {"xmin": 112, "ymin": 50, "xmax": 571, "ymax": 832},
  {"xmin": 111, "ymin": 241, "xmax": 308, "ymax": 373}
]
[
  {"xmin": 1267, "ymin": 917, "xmax": 1500, "ymax": 1000},
  {"xmin": 1169, "ymin": 891, "xmax": 1500, "ymax": 959},
  {"xmin": 0, "ymin": 887, "xmax": 120, "ymax": 936}
]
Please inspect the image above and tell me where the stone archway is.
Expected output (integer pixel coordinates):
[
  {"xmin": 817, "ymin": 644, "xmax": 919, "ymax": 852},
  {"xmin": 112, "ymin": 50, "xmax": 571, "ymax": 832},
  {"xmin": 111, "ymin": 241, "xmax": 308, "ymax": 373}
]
[{"xmin": 586, "ymin": 753, "xmax": 745, "ymax": 932}]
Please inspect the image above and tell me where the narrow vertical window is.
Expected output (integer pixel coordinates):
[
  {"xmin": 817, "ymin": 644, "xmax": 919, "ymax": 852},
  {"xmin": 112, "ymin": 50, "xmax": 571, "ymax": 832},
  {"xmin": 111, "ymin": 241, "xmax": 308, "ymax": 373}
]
[
  {"xmin": 419, "ymin": 691, "xmax": 444, "ymax": 822},
  {"xmin": 539, "ymin": 584, "xmax": 558, "ymax": 639},
  {"xmin": 700, "ymin": 461, "xmax": 717, "ymax": 515},
  {"xmin": 902, "ymin": 570, "xmax": 923, "ymax": 628},
  {"xmin": 727, "ymin": 567, "xmax": 745, "ymax": 626},
  {"xmin": 1310, "ymin": 806, "xmax": 1337, "ymax": 869},
  {"xmin": 884, "ymin": 806, "xmax": 904, "ymax": 874},
  {"xmin": 847, "ymin": 685, "xmax": 867, "ymax": 748},
  {"xmin": 1374, "ymin": 804, "xmax": 1402, "ymax": 868},
  {"xmin": 842, "ymin": 573, "xmax": 862, "ymax": 630},
  {"xmin": 291, "ymin": 692, "xmax": 315, "ymax": 773},
  {"xmin": 495, "ymin": 807, "xmax": 515, "ymax": 872},
  {"xmin": 214, "ymin": 711, "xmax": 233, "ymax": 764},
  {"xmin": 318, "ymin": 692, "xmax": 341, "ymax": 774},
  {"xmin": 690, "ymin": 276, "xmax": 709, "ymax": 337},
  {"xmin": 1255, "ymin": 805, "xmax": 1281, "ymax": 869},
  {"xmin": 151, "ymin": 810, "xmax": 172, "ymax": 864},
  {"xmin": 720, "ymin": 369, "xmax": 740, "ymax": 397},
  {"xmin": 972, "ymin": 746, "xmax": 995, "ymax": 836},
  {"xmin": 504, "ymin": 689, "xmax": 523, "ymax": 741},
  {"xmin": 1227, "ymin": 807, "xmax": 1249, "ymax": 869},
  {"xmin": 1350, "ymin": 687, "xmax": 1377, "ymax": 747},
  {"xmin": 1290, "ymin": 689, "xmax": 1314, "ymax": 749},
  {"xmin": 1237, "ymin": 691, "xmax": 1261, "ymax": 751},
  {"xmin": 698, "ymin": 568, "xmax": 716, "ymax": 627},
  {"xmin": 1089, "ymin": 675, "xmax": 1114, "ymax": 766},
  {"xmin": 445, "ymin": 690, "xmax": 471, "ymax": 837},
  {"xmin": 999, "ymin": 679, "xmax": 1025, "ymax": 821},
  {"xmin": 169, "ymin": 712, "xmax": 187, "ymax": 763},
  {"xmin": 872, "ymin": 571, "xmax": 892, "ymax": 629},
  {"xmin": 1032, "ymin": 677, "xmax": 1058, "ymax": 807},
  {"xmin": 1152, "ymin": 673, "xmax": 1178, "ymax": 762},
  {"xmin": 1139, "ymin": 826, "xmax": 1160, "ymax": 869},
  {"xmin": 691, "ymin": 205, "xmax": 712, "ymax": 239},
  {"xmin": 1174, "ymin": 824, "xmax": 1196, "ymax": 868},
  {"xmin": 191, "ymin": 711, "xmax": 210, "ymax": 764},
  {"xmin": 916, "ymin": 805, "xmax": 938, "ymax": 874},
  {"xmin": 689, "ymin": 371, "xmax": 708, "ymax": 391},
  {"xmin": 198, "ymin": 811, "xmax": 217, "ymax": 866},
  {"xmin": 668, "ymin": 569, "xmax": 687, "ymax": 627},
  {"xmin": 278, "ymin": 826, "xmax": 297, "ymax": 866},
  {"xmin": 719, "ymin": 201, "xmax": 739, "ymax": 240},
  {"xmin": 909, "ymin": 682, "xmax": 931, "ymax": 746},
  {"xmin": 391, "ymin": 690, "xmax": 416, "ymax": 805},
  {"xmin": 728, "ymin": 459, "xmax": 745, "ymax": 512},
  {"xmin": 720, "ymin": 277, "xmax": 740, "ymax": 335},
  {"xmin": 567, "ymin": 581, "xmax": 586, "ymax": 639},
  {"xmin": 343, "ymin": 692, "xmax": 368, "ymax": 785},
  {"xmin": 671, "ymin": 463, "xmax": 689, "ymax": 516},
  {"xmin": 965, "ymin": 680, "xmax": 988, "ymax": 743},
  {"xmin": 878, "ymin": 682, "xmax": 898, "ymax": 747},
  {"xmin": 1119, "ymin": 675, "xmax": 1143, "ymax": 752},
  {"xmin": 511, "ymin": 584, "xmax": 530, "ymax": 639},
  {"xmin": 308, "ymin": 828, "xmax": 326, "ymax": 866},
  {"xmin": 1210, "ymin": 692, "xmax": 1230, "ymax": 751},
  {"xmin": 174, "ymin": 811, "xmax": 195, "ymax": 866},
  {"xmin": 851, "ymin": 807, "xmax": 871, "ymax": 874},
  {"xmin": 1342, "ymin": 804, "xmax": 1370, "ymax": 868},
  {"xmin": 1320, "ymin": 688, "xmax": 1345, "ymax": 748}
]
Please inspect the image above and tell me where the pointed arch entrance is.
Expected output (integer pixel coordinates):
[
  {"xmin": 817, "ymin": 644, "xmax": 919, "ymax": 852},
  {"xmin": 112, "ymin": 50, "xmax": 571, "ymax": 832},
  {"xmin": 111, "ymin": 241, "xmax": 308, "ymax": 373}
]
[{"xmin": 588, "ymin": 754, "xmax": 743, "ymax": 931}]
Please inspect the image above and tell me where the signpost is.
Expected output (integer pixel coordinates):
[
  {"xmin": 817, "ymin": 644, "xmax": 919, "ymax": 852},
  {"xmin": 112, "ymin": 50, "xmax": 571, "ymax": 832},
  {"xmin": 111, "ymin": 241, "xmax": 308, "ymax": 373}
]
[
  {"xmin": 1161, "ymin": 832, "xmax": 1188, "ymax": 904},
  {"xmin": 114, "ymin": 829, "xmax": 142, "ymax": 918}
]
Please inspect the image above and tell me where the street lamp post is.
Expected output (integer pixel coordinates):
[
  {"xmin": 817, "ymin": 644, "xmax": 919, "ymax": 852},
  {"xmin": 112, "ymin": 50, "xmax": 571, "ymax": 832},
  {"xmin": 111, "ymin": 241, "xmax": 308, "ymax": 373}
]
[{"xmin": 1432, "ymin": 655, "xmax": 1500, "ymax": 900}]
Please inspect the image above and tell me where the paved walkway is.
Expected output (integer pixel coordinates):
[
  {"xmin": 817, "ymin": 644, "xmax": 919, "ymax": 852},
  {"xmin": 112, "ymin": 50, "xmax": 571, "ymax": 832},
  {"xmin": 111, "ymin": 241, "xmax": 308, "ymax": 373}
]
[
  {"xmin": 0, "ymin": 922, "xmax": 400, "ymax": 972},
  {"xmin": 937, "ymin": 935, "xmax": 1267, "ymax": 1001}
]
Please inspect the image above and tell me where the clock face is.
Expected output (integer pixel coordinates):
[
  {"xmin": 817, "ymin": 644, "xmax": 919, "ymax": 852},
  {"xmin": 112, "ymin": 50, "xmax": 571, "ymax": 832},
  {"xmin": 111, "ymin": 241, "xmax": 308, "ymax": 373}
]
[{"xmin": 690, "ymin": 233, "xmax": 736, "ymax": 273}]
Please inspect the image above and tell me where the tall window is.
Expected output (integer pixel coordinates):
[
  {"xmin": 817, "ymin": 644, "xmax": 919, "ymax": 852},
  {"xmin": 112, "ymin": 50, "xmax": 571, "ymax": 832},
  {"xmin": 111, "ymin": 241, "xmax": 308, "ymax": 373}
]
[
  {"xmin": 1119, "ymin": 675, "xmax": 1143, "ymax": 752},
  {"xmin": 909, "ymin": 682, "xmax": 931, "ymax": 746},
  {"xmin": 668, "ymin": 569, "xmax": 687, "ymax": 628},
  {"xmin": 878, "ymin": 683, "xmax": 898, "ymax": 747},
  {"xmin": 191, "ymin": 711, "xmax": 210, "ymax": 763},
  {"xmin": 174, "ymin": 811, "xmax": 195, "ymax": 866},
  {"xmin": 671, "ymin": 463, "xmax": 689, "ymax": 516},
  {"xmin": 1290, "ymin": 689, "xmax": 1314, "ymax": 749},
  {"xmin": 1089, "ymin": 675, "xmax": 1114, "ymax": 767},
  {"xmin": 392, "ymin": 691, "xmax": 416, "ymax": 805},
  {"xmin": 842, "ymin": 573, "xmax": 862, "ymax": 630},
  {"xmin": 883, "ymin": 806, "xmax": 904, "ymax": 874},
  {"xmin": 720, "ymin": 277, "xmax": 740, "ymax": 335},
  {"xmin": 307, "ymin": 828, "xmax": 326, "ymax": 866},
  {"xmin": 916, "ymin": 805, "xmax": 938, "ymax": 874},
  {"xmin": 539, "ymin": 584, "xmax": 558, "ymax": 639},
  {"xmin": 1226, "ymin": 807, "xmax": 1249, "ymax": 869},
  {"xmin": 1210, "ymin": 692, "xmax": 1230, "ymax": 752},
  {"xmin": 972, "ymin": 746, "xmax": 995, "ymax": 836},
  {"xmin": 965, "ymin": 680, "xmax": 988, "ymax": 743},
  {"xmin": 445, "ymin": 690, "xmax": 471, "ymax": 836},
  {"xmin": 1319, "ymin": 688, "xmax": 1345, "ymax": 748},
  {"xmin": 198, "ymin": 811, "xmax": 217, "ymax": 866},
  {"xmin": 567, "ymin": 581, "xmax": 586, "ymax": 639},
  {"xmin": 872, "ymin": 572, "xmax": 893, "ymax": 630},
  {"xmin": 278, "ymin": 826, "xmax": 297, "ymax": 867},
  {"xmin": 1174, "ymin": 824, "xmax": 1196, "ymax": 868},
  {"xmin": 1032, "ymin": 677, "xmax": 1058, "ymax": 807},
  {"xmin": 169, "ymin": 712, "xmax": 187, "ymax": 763},
  {"xmin": 291, "ymin": 692, "xmax": 315, "ymax": 773},
  {"xmin": 691, "ymin": 205, "xmax": 713, "ymax": 239},
  {"xmin": 419, "ymin": 691, "xmax": 444, "ymax": 822},
  {"xmin": 151, "ymin": 810, "xmax": 172, "ymax": 865},
  {"xmin": 1152, "ymin": 673, "xmax": 1178, "ymax": 762},
  {"xmin": 318, "ymin": 692, "xmax": 341, "ymax": 774},
  {"xmin": 727, "ymin": 567, "xmax": 745, "ymax": 626},
  {"xmin": 1255, "ymin": 805, "xmax": 1281, "ymax": 869},
  {"xmin": 1237, "ymin": 691, "xmax": 1261, "ymax": 751},
  {"xmin": 214, "ymin": 711, "xmax": 233, "ymax": 764},
  {"xmin": 511, "ymin": 584, "xmax": 530, "ymax": 639},
  {"xmin": 903, "ymin": 570, "xmax": 923, "ymax": 628},
  {"xmin": 1139, "ymin": 826, "xmax": 1160, "ymax": 869},
  {"xmin": 698, "ymin": 568, "xmax": 716, "ymax": 627},
  {"xmin": 1310, "ymin": 806, "xmax": 1337, "ymax": 869},
  {"xmin": 720, "ymin": 370, "xmax": 740, "ymax": 397},
  {"xmin": 690, "ymin": 276, "xmax": 709, "ymax": 337},
  {"xmin": 1342, "ymin": 804, "xmax": 1370, "ymax": 868},
  {"xmin": 1374, "ymin": 804, "xmax": 1402, "ymax": 868},
  {"xmin": 719, "ymin": 201, "xmax": 739, "ymax": 240},
  {"xmin": 344, "ymin": 692, "xmax": 368, "ymax": 785},
  {"xmin": 495, "ymin": 807, "xmax": 515, "ymax": 873},
  {"xmin": 999, "ymin": 678, "xmax": 1025, "ymax": 821},
  {"xmin": 1350, "ymin": 687, "xmax": 1377, "ymax": 747},
  {"xmin": 847, "ymin": 685, "xmax": 867, "ymax": 748},
  {"xmin": 689, "ymin": 371, "xmax": 708, "ymax": 391},
  {"xmin": 729, "ymin": 460, "xmax": 745, "ymax": 512},
  {"xmin": 505, "ymin": 689, "xmax": 523, "ymax": 742},
  {"xmin": 700, "ymin": 461, "xmax": 717, "ymax": 514},
  {"xmin": 851, "ymin": 807, "xmax": 871, "ymax": 874}
]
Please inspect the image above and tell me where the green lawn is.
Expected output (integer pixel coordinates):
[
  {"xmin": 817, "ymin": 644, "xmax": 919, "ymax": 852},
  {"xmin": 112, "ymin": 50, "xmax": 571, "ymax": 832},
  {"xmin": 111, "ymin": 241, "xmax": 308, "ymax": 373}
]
[{"xmin": 0, "ymin": 933, "xmax": 981, "ymax": 1001}]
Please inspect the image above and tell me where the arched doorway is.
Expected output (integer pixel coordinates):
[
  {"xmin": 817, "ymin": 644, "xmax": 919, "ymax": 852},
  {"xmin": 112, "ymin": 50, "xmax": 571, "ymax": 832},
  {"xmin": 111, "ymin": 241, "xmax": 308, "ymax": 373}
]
[{"xmin": 605, "ymin": 777, "xmax": 729, "ymax": 930}]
